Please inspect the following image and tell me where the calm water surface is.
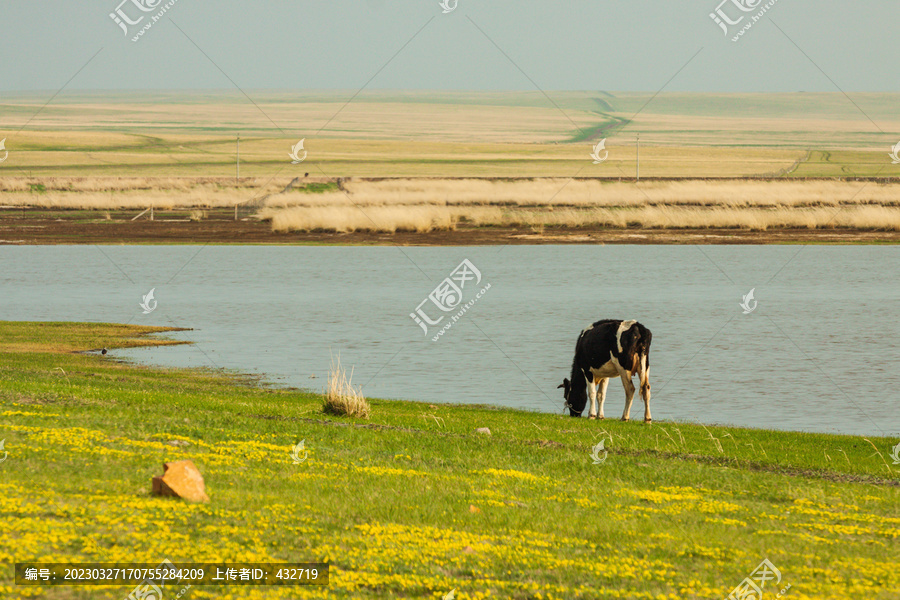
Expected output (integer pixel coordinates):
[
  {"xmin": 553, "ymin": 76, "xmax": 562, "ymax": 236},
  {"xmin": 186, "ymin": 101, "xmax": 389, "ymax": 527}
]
[{"xmin": 2, "ymin": 245, "xmax": 897, "ymax": 436}]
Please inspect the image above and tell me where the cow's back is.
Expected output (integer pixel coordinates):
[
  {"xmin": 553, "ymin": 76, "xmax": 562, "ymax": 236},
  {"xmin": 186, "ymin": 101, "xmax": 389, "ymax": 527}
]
[
  {"xmin": 575, "ymin": 319, "xmax": 651, "ymax": 375},
  {"xmin": 574, "ymin": 320, "xmax": 621, "ymax": 371}
]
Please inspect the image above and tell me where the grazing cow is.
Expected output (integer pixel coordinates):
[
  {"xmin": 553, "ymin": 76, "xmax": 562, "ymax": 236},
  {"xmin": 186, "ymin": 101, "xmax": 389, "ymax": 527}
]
[{"xmin": 558, "ymin": 319, "xmax": 652, "ymax": 422}]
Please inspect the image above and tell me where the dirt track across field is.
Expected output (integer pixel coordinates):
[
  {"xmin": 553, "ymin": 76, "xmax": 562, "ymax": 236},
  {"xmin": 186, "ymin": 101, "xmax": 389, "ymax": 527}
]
[{"xmin": 1, "ymin": 208, "xmax": 899, "ymax": 245}]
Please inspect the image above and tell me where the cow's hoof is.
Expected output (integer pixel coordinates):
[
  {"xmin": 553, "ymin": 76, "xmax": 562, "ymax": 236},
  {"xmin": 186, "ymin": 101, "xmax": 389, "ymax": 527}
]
[
  {"xmin": 644, "ymin": 418, "xmax": 652, "ymax": 424},
  {"xmin": 621, "ymin": 417, "xmax": 630, "ymax": 422},
  {"xmin": 588, "ymin": 415, "xmax": 597, "ymax": 420}
]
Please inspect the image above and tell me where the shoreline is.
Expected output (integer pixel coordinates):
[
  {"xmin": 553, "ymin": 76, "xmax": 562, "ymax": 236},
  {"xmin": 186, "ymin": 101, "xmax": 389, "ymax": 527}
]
[
  {"xmin": 7, "ymin": 319, "xmax": 900, "ymax": 442},
  {"xmin": 3, "ymin": 208, "xmax": 900, "ymax": 245},
  {"xmin": 43, "ymin": 321, "xmax": 900, "ymax": 439},
  {"xmin": 86, "ymin": 347, "xmax": 900, "ymax": 440}
]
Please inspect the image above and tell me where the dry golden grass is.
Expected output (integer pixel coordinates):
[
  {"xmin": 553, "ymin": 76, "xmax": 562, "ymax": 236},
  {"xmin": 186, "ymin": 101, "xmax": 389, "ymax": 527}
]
[
  {"xmin": 262, "ymin": 179, "xmax": 900, "ymax": 209},
  {"xmin": 4, "ymin": 176, "xmax": 900, "ymax": 231},
  {"xmin": 323, "ymin": 355, "xmax": 370, "ymax": 419},
  {"xmin": 266, "ymin": 204, "xmax": 900, "ymax": 232},
  {"xmin": 268, "ymin": 205, "xmax": 456, "ymax": 233},
  {"xmin": 259, "ymin": 178, "xmax": 900, "ymax": 232},
  {"xmin": 6, "ymin": 177, "xmax": 897, "ymax": 211},
  {"xmin": 0, "ymin": 177, "xmax": 301, "ymax": 209}
]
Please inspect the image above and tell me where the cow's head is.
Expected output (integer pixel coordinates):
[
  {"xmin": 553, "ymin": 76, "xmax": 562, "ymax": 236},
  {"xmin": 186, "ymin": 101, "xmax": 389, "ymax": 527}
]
[{"xmin": 558, "ymin": 377, "xmax": 586, "ymax": 417}]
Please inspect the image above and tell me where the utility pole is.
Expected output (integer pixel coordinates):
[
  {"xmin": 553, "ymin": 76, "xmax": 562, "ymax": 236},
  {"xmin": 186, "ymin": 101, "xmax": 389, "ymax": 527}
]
[
  {"xmin": 235, "ymin": 135, "xmax": 241, "ymax": 220},
  {"xmin": 636, "ymin": 133, "xmax": 640, "ymax": 182}
]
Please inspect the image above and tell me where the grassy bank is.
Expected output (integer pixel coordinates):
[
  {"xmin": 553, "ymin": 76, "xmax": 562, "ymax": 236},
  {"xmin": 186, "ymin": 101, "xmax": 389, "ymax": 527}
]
[{"xmin": 0, "ymin": 322, "xmax": 898, "ymax": 599}]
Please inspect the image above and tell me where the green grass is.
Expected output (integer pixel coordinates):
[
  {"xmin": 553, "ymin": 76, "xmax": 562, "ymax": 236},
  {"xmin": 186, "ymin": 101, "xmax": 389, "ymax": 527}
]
[
  {"xmin": 295, "ymin": 182, "xmax": 340, "ymax": 194},
  {"xmin": 0, "ymin": 322, "xmax": 898, "ymax": 599}
]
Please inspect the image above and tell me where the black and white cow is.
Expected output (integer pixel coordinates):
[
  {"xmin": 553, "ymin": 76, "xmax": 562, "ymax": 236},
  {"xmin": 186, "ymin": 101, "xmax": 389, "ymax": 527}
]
[{"xmin": 558, "ymin": 319, "xmax": 652, "ymax": 422}]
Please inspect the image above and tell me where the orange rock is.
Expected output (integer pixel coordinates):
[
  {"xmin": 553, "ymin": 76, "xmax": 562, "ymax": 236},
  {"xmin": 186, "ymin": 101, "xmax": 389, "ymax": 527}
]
[{"xmin": 152, "ymin": 460, "xmax": 209, "ymax": 503}]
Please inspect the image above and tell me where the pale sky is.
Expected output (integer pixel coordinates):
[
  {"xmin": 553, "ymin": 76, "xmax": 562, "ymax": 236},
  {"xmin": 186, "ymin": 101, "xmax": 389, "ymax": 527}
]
[{"xmin": 0, "ymin": 0, "xmax": 896, "ymax": 93}]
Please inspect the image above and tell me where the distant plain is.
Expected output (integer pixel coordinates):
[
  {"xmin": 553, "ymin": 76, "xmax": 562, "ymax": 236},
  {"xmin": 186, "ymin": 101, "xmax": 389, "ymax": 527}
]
[{"xmin": 1, "ymin": 91, "xmax": 899, "ymax": 241}]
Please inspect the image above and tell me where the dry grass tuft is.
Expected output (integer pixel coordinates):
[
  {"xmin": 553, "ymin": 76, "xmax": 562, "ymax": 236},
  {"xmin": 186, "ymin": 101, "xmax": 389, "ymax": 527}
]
[
  {"xmin": 323, "ymin": 354, "xmax": 370, "ymax": 419},
  {"xmin": 266, "ymin": 205, "xmax": 457, "ymax": 233}
]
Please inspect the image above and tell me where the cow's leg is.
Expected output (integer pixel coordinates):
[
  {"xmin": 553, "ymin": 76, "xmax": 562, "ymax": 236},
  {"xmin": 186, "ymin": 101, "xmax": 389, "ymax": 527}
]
[
  {"xmin": 640, "ymin": 365, "xmax": 651, "ymax": 423},
  {"xmin": 587, "ymin": 378, "xmax": 598, "ymax": 419},
  {"xmin": 597, "ymin": 377, "xmax": 610, "ymax": 420},
  {"xmin": 620, "ymin": 372, "xmax": 636, "ymax": 421}
]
